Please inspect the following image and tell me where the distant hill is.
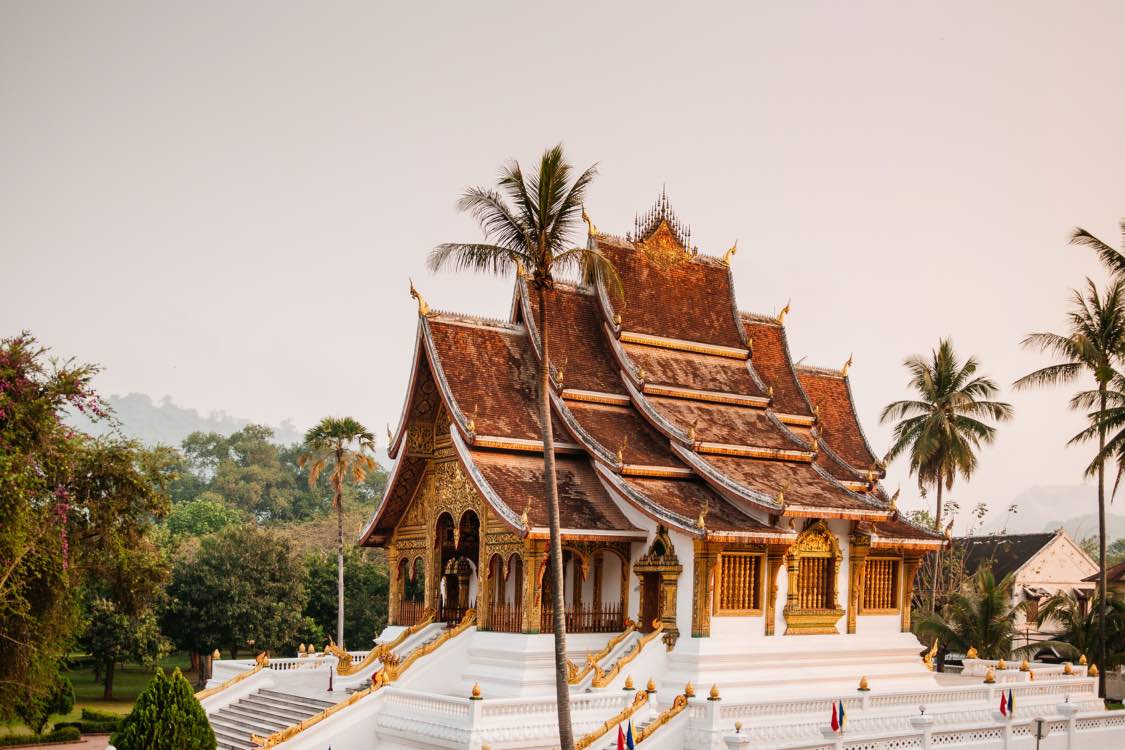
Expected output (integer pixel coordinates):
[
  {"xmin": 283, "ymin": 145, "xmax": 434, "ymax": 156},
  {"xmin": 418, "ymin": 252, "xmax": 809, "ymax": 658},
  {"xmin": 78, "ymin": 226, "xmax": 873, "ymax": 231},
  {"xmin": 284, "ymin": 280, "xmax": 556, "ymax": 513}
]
[
  {"xmin": 980, "ymin": 484, "xmax": 1125, "ymax": 542},
  {"xmin": 70, "ymin": 392, "xmax": 305, "ymax": 447}
]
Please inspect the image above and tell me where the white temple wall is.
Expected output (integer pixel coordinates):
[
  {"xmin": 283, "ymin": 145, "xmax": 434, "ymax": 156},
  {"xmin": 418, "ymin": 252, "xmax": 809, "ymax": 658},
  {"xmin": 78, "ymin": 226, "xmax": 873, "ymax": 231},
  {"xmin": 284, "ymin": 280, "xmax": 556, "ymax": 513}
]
[
  {"xmin": 601, "ymin": 552, "xmax": 623, "ymax": 604},
  {"xmin": 855, "ymin": 613, "xmax": 901, "ymax": 636},
  {"xmin": 669, "ymin": 527, "xmax": 696, "ymax": 639},
  {"xmin": 831, "ymin": 519, "xmax": 852, "ymax": 633}
]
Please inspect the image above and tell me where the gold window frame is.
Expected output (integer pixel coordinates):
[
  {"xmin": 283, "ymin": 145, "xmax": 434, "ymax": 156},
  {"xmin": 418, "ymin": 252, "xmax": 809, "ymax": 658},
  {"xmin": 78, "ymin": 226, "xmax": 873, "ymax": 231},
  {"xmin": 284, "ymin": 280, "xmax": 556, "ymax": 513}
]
[
  {"xmin": 859, "ymin": 556, "xmax": 902, "ymax": 615},
  {"xmin": 713, "ymin": 551, "xmax": 765, "ymax": 616}
]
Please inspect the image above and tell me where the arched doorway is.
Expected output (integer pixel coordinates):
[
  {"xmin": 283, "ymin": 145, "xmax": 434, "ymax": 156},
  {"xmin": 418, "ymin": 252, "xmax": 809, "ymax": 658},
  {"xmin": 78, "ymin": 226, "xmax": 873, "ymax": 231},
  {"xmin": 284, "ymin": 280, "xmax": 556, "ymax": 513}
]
[{"xmin": 435, "ymin": 510, "xmax": 480, "ymax": 625}]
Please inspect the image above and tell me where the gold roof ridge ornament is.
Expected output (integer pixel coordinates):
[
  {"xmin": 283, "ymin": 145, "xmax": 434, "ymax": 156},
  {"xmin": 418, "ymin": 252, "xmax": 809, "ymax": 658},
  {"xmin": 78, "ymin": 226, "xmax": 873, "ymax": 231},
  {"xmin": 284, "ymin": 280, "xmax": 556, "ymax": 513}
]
[
  {"xmin": 696, "ymin": 500, "xmax": 710, "ymax": 530},
  {"xmin": 520, "ymin": 499, "xmax": 531, "ymax": 529},
  {"xmin": 890, "ymin": 487, "xmax": 901, "ymax": 509},
  {"xmin": 616, "ymin": 436, "xmax": 629, "ymax": 466},
  {"xmin": 467, "ymin": 405, "xmax": 479, "ymax": 434},
  {"xmin": 688, "ymin": 418, "xmax": 699, "ymax": 444},
  {"xmin": 581, "ymin": 205, "xmax": 598, "ymax": 237},
  {"xmin": 555, "ymin": 356, "xmax": 569, "ymax": 387},
  {"xmin": 777, "ymin": 299, "xmax": 791, "ymax": 324},
  {"xmin": 722, "ymin": 240, "xmax": 738, "ymax": 265},
  {"xmin": 409, "ymin": 278, "xmax": 430, "ymax": 317},
  {"xmin": 842, "ymin": 353, "xmax": 853, "ymax": 376},
  {"xmin": 386, "ymin": 423, "xmax": 393, "ymax": 445}
]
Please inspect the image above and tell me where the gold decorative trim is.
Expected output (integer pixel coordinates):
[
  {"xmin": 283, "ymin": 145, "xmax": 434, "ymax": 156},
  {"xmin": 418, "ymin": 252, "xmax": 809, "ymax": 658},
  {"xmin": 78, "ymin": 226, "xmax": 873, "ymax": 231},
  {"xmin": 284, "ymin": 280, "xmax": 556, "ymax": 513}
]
[
  {"xmin": 696, "ymin": 442, "xmax": 815, "ymax": 462},
  {"xmin": 567, "ymin": 623, "xmax": 637, "ymax": 684},
  {"xmin": 561, "ymin": 389, "xmax": 632, "ymax": 406},
  {"xmin": 329, "ymin": 609, "xmax": 434, "ymax": 676},
  {"xmin": 592, "ymin": 621, "xmax": 665, "ymax": 687},
  {"xmin": 776, "ymin": 412, "xmax": 816, "ymax": 426},
  {"xmin": 574, "ymin": 690, "xmax": 649, "ymax": 750},
  {"xmin": 251, "ymin": 610, "xmax": 476, "ymax": 748},
  {"xmin": 194, "ymin": 653, "xmax": 269, "ymax": 701},
  {"xmin": 619, "ymin": 331, "xmax": 750, "ymax": 360},
  {"xmin": 783, "ymin": 506, "xmax": 891, "ymax": 521},
  {"xmin": 643, "ymin": 384, "xmax": 768, "ymax": 408},
  {"xmin": 472, "ymin": 436, "xmax": 584, "ymax": 454},
  {"xmin": 620, "ymin": 464, "xmax": 696, "ymax": 478},
  {"xmin": 635, "ymin": 693, "xmax": 689, "ymax": 743}
]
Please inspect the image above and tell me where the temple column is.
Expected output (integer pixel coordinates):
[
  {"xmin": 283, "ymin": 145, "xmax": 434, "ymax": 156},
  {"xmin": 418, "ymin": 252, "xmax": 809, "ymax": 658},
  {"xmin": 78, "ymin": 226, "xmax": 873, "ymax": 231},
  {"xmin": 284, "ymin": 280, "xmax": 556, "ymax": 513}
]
[
  {"xmin": 847, "ymin": 534, "xmax": 870, "ymax": 634},
  {"xmin": 424, "ymin": 528, "xmax": 439, "ymax": 615},
  {"xmin": 592, "ymin": 552, "xmax": 604, "ymax": 606},
  {"xmin": 901, "ymin": 554, "xmax": 923, "ymax": 632},
  {"xmin": 765, "ymin": 550, "xmax": 786, "ymax": 636},
  {"xmin": 692, "ymin": 540, "xmax": 720, "ymax": 638},
  {"xmin": 387, "ymin": 542, "xmax": 401, "ymax": 626},
  {"xmin": 784, "ymin": 551, "xmax": 799, "ymax": 612},
  {"xmin": 522, "ymin": 540, "xmax": 547, "ymax": 633},
  {"xmin": 660, "ymin": 568, "xmax": 681, "ymax": 648}
]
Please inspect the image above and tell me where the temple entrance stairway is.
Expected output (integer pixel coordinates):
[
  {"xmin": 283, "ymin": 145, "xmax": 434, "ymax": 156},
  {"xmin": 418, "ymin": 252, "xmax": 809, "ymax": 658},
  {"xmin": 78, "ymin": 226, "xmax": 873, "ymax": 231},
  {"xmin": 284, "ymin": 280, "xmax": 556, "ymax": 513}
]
[{"xmin": 208, "ymin": 689, "xmax": 335, "ymax": 750}]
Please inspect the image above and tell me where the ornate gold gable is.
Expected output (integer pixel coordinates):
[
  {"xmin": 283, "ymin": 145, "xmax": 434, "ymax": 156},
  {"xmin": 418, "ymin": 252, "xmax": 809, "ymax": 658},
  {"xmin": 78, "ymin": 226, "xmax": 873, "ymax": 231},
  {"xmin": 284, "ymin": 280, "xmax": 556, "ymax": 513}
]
[{"xmin": 783, "ymin": 520, "xmax": 845, "ymax": 635}]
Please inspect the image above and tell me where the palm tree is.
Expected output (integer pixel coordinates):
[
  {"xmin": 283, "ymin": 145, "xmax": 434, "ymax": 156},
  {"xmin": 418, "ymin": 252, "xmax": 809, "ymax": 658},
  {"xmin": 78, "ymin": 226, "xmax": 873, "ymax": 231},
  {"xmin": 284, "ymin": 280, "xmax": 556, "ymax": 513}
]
[
  {"xmin": 915, "ymin": 567, "xmax": 1026, "ymax": 661},
  {"xmin": 881, "ymin": 339, "xmax": 1013, "ymax": 609},
  {"xmin": 1070, "ymin": 220, "xmax": 1125, "ymax": 276},
  {"xmin": 1029, "ymin": 591, "xmax": 1125, "ymax": 666},
  {"xmin": 428, "ymin": 144, "xmax": 620, "ymax": 750},
  {"xmin": 1015, "ymin": 278, "xmax": 1125, "ymax": 697},
  {"xmin": 298, "ymin": 417, "xmax": 377, "ymax": 649}
]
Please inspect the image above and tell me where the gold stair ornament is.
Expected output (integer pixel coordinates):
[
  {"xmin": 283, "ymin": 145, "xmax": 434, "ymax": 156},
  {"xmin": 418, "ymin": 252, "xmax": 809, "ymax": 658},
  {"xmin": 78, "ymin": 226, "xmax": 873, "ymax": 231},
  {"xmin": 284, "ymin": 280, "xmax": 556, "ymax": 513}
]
[
  {"xmin": 708, "ymin": 684, "xmax": 721, "ymax": 701},
  {"xmin": 857, "ymin": 675, "xmax": 870, "ymax": 692},
  {"xmin": 983, "ymin": 667, "xmax": 996, "ymax": 684}
]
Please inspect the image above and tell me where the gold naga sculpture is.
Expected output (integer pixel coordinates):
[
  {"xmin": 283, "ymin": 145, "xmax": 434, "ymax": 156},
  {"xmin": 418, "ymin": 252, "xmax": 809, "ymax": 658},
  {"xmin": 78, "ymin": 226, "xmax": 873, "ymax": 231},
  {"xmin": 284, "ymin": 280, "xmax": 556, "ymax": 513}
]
[
  {"xmin": 581, "ymin": 205, "xmax": 598, "ymax": 237},
  {"xmin": 722, "ymin": 240, "xmax": 738, "ymax": 265},
  {"xmin": 327, "ymin": 608, "xmax": 435, "ymax": 677},
  {"xmin": 922, "ymin": 639, "xmax": 939, "ymax": 671},
  {"xmin": 409, "ymin": 279, "xmax": 430, "ymax": 316}
]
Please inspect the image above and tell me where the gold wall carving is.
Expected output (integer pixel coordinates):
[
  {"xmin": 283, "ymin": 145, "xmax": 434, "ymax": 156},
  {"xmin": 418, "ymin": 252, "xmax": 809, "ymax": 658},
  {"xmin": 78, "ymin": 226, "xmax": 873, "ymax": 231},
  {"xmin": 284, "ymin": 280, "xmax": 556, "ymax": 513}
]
[{"xmin": 783, "ymin": 520, "xmax": 844, "ymax": 635}]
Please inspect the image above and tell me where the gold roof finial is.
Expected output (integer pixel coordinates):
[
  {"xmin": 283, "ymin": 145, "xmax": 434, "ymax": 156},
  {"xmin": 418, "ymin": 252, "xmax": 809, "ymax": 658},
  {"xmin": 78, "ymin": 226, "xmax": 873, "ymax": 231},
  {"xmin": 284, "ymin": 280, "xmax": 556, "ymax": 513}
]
[
  {"xmin": 722, "ymin": 240, "xmax": 738, "ymax": 265},
  {"xmin": 708, "ymin": 684, "xmax": 721, "ymax": 700},
  {"xmin": 890, "ymin": 487, "xmax": 901, "ymax": 509},
  {"xmin": 581, "ymin": 205, "xmax": 598, "ymax": 237},
  {"xmin": 520, "ymin": 500, "xmax": 531, "ymax": 529},
  {"xmin": 613, "ymin": 312, "xmax": 622, "ymax": 326},
  {"xmin": 842, "ymin": 353, "xmax": 853, "ymax": 376},
  {"xmin": 636, "ymin": 367, "xmax": 646, "ymax": 383},
  {"xmin": 696, "ymin": 500, "xmax": 709, "ymax": 530},
  {"xmin": 777, "ymin": 299, "xmax": 791, "ymax": 324},
  {"xmin": 776, "ymin": 487, "xmax": 786, "ymax": 510},
  {"xmin": 688, "ymin": 418, "xmax": 699, "ymax": 444},
  {"xmin": 858, "ymin": 675, "xmax": 870, "ymax": 692},
  {"xmin": 616, "ymin": 436, "xmax": 629, "ymax": 466},
  {"xmin": 554, "ymin": 356, "xmax": 568, "ymax": 387},
  {"xmin": 467, "ymin": 405, "xmax": 478, "ymax": 434},
  {"xmin": 386, "ymin": 423, "xmax": 394, "ymax": 444},
  {"xmin": 409, "ymin": 278, "xmax": 430, "ymax": 317},
  {"xmin": 810, "ymin": 435, "xmax": 819, "ymax": 453},
  {"xmin": 813, "ymin": 404, "xmax": 821, "ymax": 420},
  {"xmin": 767, "ymin": 385, "xmax": 775, "ymax": 400}
]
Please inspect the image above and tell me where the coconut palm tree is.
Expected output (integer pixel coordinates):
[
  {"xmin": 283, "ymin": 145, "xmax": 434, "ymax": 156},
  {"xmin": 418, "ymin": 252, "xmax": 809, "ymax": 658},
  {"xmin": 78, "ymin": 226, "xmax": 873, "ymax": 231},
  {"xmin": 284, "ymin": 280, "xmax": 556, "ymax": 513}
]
[
  {"xmin": 1071, "ymin": 220, "xmax": 1125, "ymax": 276},
  {"xmin": 298, "ymin": 417, "xmax": 377, "ymax": 649},
  {"xmin": 915, "ymin": 567, "xmax": 1026, "ymax": 661},
  {"xmin": 1015, "ymin": 278, "xmax": 1125, "ymax": 697},
  {"xmin": 881, "ymin": 339, "xmax": 1013, "ymax": 609},
  {"xmin": 1029, "ymin": 591, "xmax": 1125, "ymax": 667},
  {"xmin": 428, "ymin": 144, "xmax": 620, "ymax": 750}
]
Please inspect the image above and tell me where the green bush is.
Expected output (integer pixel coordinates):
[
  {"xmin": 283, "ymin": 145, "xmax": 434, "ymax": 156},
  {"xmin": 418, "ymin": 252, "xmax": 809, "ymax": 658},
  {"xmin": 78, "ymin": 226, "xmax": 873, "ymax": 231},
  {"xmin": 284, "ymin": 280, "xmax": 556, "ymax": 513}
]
[
  {"xmin": 15, "ymin": 676, "xmax": 76, "ymax": 735},
  {"xmin": 81, "ymin": 707, "xmax": 126, "ymax": 722},
  {"xmin": 55, "ymin": 719, "xmax": 120, "ymax": 733},
  {"xmin": 0, "ymin": 726, "xmax": 82, "ymax": 746},
  {"xmin": 111, "ymin": 667, "xmax": 215, "ymax": 750}
]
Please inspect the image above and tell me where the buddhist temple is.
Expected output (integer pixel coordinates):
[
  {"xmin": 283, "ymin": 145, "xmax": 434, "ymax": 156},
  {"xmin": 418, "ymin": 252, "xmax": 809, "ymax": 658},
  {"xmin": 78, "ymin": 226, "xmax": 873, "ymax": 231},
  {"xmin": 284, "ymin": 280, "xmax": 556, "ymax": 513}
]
[{"xmin": 198, "ymin": 194, "xmax": 1125, "ymax": 750}]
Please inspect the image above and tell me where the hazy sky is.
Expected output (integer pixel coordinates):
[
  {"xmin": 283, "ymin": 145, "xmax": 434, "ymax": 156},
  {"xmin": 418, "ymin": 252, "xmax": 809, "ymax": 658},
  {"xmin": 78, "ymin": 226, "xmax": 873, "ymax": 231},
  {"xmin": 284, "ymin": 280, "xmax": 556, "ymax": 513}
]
[{"xmin": 4, "ymin": 2, "xmax": 1124, "ymax": 529}]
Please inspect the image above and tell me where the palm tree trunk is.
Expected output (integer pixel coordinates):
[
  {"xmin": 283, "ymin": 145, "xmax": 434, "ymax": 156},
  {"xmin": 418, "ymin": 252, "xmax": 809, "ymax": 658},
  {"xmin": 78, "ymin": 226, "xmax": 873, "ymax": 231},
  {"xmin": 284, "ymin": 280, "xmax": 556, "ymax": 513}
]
[
  {"xmin": 1097, "ymin": 386, "xmax": 1108, "ymax": 698},
  {"xmin": 930, "ymin": 478, "xmax": 943, "ymax": 612},
  {"xmin": 336, "ymin": 463, "xmax": 346, "ymax": 650},
  {"xmin": 537, "ymin": 284, "xmax": 574, "ymax": 750}
]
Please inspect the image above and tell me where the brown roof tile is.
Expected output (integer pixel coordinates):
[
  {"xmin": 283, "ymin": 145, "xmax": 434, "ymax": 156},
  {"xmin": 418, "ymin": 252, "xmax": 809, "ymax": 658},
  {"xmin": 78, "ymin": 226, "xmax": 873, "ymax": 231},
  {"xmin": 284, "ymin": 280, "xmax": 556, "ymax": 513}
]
[
  {"xmin": 624, "ymin": 343, "xmax": 765, "ymax": 397},
  {"xmin": 525, "ymin": 284, "xmax": 625, "ymax": 396},
  {"xmin": 702, "ymin": 455, "xmax": 875, "ymax": 512},
  {"xmin": 798, "ymin": 368, "xmax": 881, "ymax": 471},
  {"xmin": 597, "ymin": 234, "xmax": 745, "ymax": 349},
  {"xmin": 469, "ymin": 450, "xmax": 639, "ymax": 532},
  {"xmin": 871, "ymin": 516, "xmax": 945, "ymax": 543},
  {"xmin": 564, "ymin": 400, "xmax": 683, "ymax": 467},
  {"xmin": 648, "ymin": 397, "xmax": 805, "ymax": 450},
  {"xmin": 742, "ymin": 317, "xmax": 814, "ymax": 417},
  {"xmin": 621, "ymin": 476, "xmax": 780, "ymax": 534}
]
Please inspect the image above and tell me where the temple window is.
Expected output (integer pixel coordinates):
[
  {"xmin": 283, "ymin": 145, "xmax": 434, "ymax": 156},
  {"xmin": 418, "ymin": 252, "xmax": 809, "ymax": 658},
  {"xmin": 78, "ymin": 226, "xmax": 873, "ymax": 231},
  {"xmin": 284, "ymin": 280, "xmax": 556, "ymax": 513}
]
[
  {"xmin": 862, "ymin": 557, "xmax": 900, "ymax": 612},
  {"xmin": 797, "ymin": 556, "xmax": 834, "ymax": 609},
  {"xmin": 716, "ymin": 552, "xmax": 763, "ymax": 614}
]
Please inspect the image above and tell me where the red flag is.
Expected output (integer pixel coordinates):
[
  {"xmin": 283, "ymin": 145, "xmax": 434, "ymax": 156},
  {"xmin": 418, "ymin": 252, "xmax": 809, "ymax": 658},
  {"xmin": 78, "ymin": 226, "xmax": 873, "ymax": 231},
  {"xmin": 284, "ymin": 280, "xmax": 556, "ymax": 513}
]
[
  {"xmin": 831, "ymin": 703, "xmax": 839, "ymax": 732},
  {"xmin": 1000, "ymin": 691, "xmax": 1007, "ymax": 716},
  {"xmin": 617, "ymin": 724, "xmax": 625, "ymax": 750}
]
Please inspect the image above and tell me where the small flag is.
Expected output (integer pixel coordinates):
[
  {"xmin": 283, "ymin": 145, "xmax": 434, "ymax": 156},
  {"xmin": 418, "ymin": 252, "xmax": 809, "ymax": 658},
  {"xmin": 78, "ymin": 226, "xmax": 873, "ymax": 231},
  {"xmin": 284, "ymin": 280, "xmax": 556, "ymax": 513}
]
[
  {"xmin": 831, "ymin": 702, "xmax": 839, "ymax": 732},
  {"xmin": 1000, "ymin": 691, "xmax": 1007, "ymax": 716},
  {"xmin": 616, "ymin": 724, "xmax": 625, "ymax": 750},
  {"xmin": 1008, "ymin": 689, "xmax": 1014, "ymax": 715},
  {"xmin": 626, "ymin": 720, "xmax": 636, "ymax": 750},
  {"xmin": 839, "ymin": 700, "xmax": 847, "ymax": 730}
]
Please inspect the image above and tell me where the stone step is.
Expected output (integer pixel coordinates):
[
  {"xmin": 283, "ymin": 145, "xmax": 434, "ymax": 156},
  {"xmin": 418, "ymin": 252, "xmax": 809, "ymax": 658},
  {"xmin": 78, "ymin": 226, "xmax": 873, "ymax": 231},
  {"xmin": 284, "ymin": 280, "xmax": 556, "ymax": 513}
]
[
  {"xmin": 218, "ymin": 705, "xmax": 292, "ymax": 730},
  {"xmin": 234, "ymin": 697, "xmax": 314, "ymax": 725},
  {"xmin": 257, "ymin": 688, "xmax": 336, "ymax": 711},
  {"xmin": 211, "ymin": 723, "xmax": 255, "ymax": 750},
  {"xmin": 211, "ymin": 712, "xmax": 285, "ymax": 735}
]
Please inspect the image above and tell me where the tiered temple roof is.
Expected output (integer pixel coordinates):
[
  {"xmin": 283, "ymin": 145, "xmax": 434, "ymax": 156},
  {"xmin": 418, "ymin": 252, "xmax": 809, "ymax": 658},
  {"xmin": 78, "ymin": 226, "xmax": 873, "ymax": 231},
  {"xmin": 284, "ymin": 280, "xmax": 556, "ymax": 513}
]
[{"xmin": 361, "ymin": 194, "xmax": 942, "ymax": 552}]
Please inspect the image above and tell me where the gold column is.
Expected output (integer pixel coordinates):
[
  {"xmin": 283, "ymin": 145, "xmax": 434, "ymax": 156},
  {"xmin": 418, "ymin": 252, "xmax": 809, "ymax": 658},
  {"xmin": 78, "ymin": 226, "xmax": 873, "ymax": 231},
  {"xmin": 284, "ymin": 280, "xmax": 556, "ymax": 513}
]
[
  {"xmin": 765, "ymin": 551, "xmax": 785, "ymax": 636},
  {"xmin": 660, "ymin": 568, "xmax": 680, "ymax": 647},
  {"xmin": 847, "ymin": 535, "xmax": 870, "ymax": 634},
  {"xmin": 691, "ymin": 540, "xmax": 719, "ymax": 638},
  {"xmin": 785, "ymin": 552, "xmax": 799, "ymax": 611},
  {"xmin": 387, "ymin": 542, "xmax": 401, "ymax": 626},
  {"xmin": 522, "ymin": 540, "xmax": 547, "ymax": 633},
  {"xmin": 424, "ymin": 528, "xmax": 439, "ymax": 614},
  {"xmin": 592, "ymin": 553, "xmax": 604, "ymax": 608},
  {"xmin": 901, "ymin": 555, "xmax": 923, "ymax": 632}
]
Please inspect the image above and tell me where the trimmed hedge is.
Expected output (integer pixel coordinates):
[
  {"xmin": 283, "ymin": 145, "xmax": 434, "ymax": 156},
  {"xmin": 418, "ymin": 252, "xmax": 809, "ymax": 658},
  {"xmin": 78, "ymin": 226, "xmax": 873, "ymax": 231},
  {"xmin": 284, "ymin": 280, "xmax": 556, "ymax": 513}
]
[
  {"xmin": 0, "ymin": 726, "xmax": 82, "ymax": 746},
  {"xmin": 81, "ymin": 707, "xmax": 126, "ymax": 722},
  {"xmin": 54, "ymin": 719, "xmax": 120, "ymax": 733}
]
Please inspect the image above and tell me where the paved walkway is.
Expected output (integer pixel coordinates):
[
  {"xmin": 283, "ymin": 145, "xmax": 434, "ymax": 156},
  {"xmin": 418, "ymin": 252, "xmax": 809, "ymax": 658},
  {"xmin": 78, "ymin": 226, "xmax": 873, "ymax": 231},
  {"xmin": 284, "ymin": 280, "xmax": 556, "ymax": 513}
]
[{"xmin": 4, "ymin": 737, "xmax": 110, "ymax": 750}]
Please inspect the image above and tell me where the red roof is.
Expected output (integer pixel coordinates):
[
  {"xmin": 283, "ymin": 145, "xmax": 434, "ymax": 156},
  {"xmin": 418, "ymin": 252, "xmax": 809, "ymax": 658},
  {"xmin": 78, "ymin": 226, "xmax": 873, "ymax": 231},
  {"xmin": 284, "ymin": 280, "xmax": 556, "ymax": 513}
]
[
  {"xmin": 798, "ymin": 366, "xmax": 881, "ymax": 472},
  {"xmin": 564, "ymin": 400, "xmax": 683, "ymax": 467},
  {"xmin": 646, "ymin": 397, "xmax": 805, "ymax": 450},
  {"xmin": 699, "ymin": 454, "xmax": 879, "ymax": 514},
  {"xmin": 741, "ymin": 315, "xmax": 814, "ymax": 418},
  {"xmin": 523, "ymin": 283, "xmax": 625, "ymax": 396},
  {"xmin": 624, "ymin": 343, "xmax": 766, "ymax": 397}
]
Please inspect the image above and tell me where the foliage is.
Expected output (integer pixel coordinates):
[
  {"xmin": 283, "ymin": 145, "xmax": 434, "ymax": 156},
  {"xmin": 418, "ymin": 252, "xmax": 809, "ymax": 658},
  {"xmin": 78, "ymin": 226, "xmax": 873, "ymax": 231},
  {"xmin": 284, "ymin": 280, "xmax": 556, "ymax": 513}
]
[
  {"xmin": 165, "ymin": 493, "xmax": 243, "ymax": 537},
  {"xmin": 79, "ymin": 597, "xmax": 170, "ymax": 699},
  {"xmin": 81, "ymin": 707, "xmax": 127, "ymax": 722},
  {"xmin": 1031, "ymin": 591, "xmax": 1125, "ymax": 667},
  {"xmin": 0, "ymin": 727, "xmax": 81, "ymax": 746},
  {"xmin": 111, "ymin": 667, "xmax": 215, "ymax": 750},
  {"xmin": 14, "ymin": 675, "xmax": 74, "ymax": 735},
  {"xmin": 428, "ymin": 144, "xmax": 614, "ymax": 750},
  {"xmin": 303, "ymin": 548, "xmax": 388, "ymax": 649},
  {"xmin": 161, "ymin": 525, "xmax": 307, "ymax": 660},
  {"xmin": 54, "ymin": 719, "xmax": 121, "ymax": 733},
  {"xmin": 915, "ymin": 567, "xmax": 1027, "ymax": 660}
]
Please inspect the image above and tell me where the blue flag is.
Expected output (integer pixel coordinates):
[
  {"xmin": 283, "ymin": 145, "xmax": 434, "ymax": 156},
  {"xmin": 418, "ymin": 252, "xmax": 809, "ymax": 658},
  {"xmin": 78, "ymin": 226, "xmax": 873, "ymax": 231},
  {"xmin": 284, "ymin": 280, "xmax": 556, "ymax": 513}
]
[{"xmin": 626, "ymin": 719, "xmax": 635, "ymax": 750}]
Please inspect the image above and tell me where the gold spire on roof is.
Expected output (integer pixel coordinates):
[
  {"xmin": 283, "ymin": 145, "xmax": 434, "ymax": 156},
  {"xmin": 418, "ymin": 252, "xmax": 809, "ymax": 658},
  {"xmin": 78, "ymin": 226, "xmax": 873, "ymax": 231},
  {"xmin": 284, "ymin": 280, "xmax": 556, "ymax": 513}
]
[
  {"xmin": 688, "ymin": 418, "xmax": 699, "ymax": 444},
  {"xmin": 767, "ymin": 385, "xmax": 774, "ymax": 400},
  {"xmin": 777, "ymin": 299, "xmax": 791, "ymax": 324},
  {"xmin": 520, "ymin": 500, "xmax": 531, "ymax": 529},
  {"xmin": 409, "ymin": 279, "xmax": 430, "ymax": 316},
  {"xmin": 555, "ymin": 357, "xmax": 568, "ymax": 387},
  {"xmin": 722, "ymin": 240, "xmax": 738, "ymax": 265},
  {"xmin": 616, "ymin": 437, "xmax": 629, "ymax": 466},
  {"xmin": 386, "ymin": 423, "xmax": 394, "ymax": 444},
  {"xmin": 842, "ymin": 353, "xmax": 853, "ymax": 376},
  {"xmin": 810, "ymin": 434, "xmax": 819, "ymax": 453},
  {"xmin": 467, "ymin": 405, "xmax": 478, "ymax": 434},
  {"xmin": 696, "ymin": 500, "xmax": 709, "ymax": 530},
  {"xmin": 890, "ymin": 487, "xmax": 900, "ymax": 509},
  {"xmin": 581, "ymin": 205, "xmax": 598, "ymax": 237}
]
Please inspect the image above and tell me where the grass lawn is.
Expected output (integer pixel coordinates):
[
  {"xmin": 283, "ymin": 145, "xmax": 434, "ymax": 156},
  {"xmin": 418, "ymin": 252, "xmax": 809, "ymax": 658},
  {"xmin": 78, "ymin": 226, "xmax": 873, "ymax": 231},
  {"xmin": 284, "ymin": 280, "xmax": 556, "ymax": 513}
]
[{"xmin": 0, "ymin": 652, "xmax": 193, "ymax": 737}]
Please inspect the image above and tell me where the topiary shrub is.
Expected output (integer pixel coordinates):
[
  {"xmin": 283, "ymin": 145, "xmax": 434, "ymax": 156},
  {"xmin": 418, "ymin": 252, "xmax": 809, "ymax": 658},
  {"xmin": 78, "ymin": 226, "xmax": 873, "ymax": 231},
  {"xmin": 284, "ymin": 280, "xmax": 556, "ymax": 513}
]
[
  {"xmin": 81, "ymin": 707, "xmax": 126, "ymax": 722},
  {"xmin": 54, "ymin": 719, "xmax": 120, "ymax": 733},
  {"xmin": 111, "ymin": 668, "xmax": 215, "ymax": 750},
  {"xmin": 15, "ymin": 675, "xmax": 75, "ymax": 735},
  {"xmin": 0, "ymin": 726, "xmax": 81, "ymax": 746}
]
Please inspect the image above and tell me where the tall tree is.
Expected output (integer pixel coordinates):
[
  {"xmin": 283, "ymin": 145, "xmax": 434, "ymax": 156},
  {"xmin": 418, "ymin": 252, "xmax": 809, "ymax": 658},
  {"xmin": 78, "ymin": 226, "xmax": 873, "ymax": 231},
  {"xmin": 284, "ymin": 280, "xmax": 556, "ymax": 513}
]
[
  {"xmin": 298, "ymin": 417, "xmax": 377, "ymax": 649},
  {"xmin": 1070, "ymin": 219, "xmax": 1125, "ymax": 276},
  {"xmin": 428, "ymin": 144, "xmax": 620, "ymax": 750},
  {"xmin": 881, "ymin": 339, "xmax": 1012, "ymax": 610},
  {"xmin": 1015, "ymin": 278, "xmax": 1125, "ymax": 697}
]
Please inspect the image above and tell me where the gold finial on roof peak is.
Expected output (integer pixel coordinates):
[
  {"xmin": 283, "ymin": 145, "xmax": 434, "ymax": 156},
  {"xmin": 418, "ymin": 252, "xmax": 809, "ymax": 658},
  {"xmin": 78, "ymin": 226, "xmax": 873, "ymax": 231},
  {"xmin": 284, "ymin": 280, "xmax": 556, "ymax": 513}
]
[
  {"xmin": 467, "ymin": 405, "xmax": 478, "ymax": 434},
  {"xmin": 890, "ymin": 487, "xmax": 901, "ymax": 509},
  {"xmin": 581, "ymin": 205, "xmax": 598, "ymax": 237},
  {"xmin": 409, "ymin": 278, "xmax": 430, "ymax": 316},
  {"xmin": 386, "ymin": 423, "xmax": 394, "ymax": 444},
  {"xmin": 842, "ymin": 353, "xmax": 854, "ymax": 376},
  {"xmin": 767, "ymin": 385, "xmax": 774, "ymax": 400},
  {"xmin": 688, "ymin": 418, "xmax": 699, "ymax": 444},
  {"xmin": 722, "ymin": 240, "xmax": 738, "ymax": 265},
  {"xmin": 616, "ymin": 437, "xmax": 628, "ymax": 466},
  {"xmin": 810, "ymin": 435, "xmax": 819, "ymax": 453},
  {"xmin": 696, "ymin": 500, "xmax": 709, "ymax": 530},
  {"xmin": 520, "ymin": 500, "xmax": 531, "ymax": 529},
  {"xmin": 777, "ymin": 299, "xmax": 791, "ymax": 324}
]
